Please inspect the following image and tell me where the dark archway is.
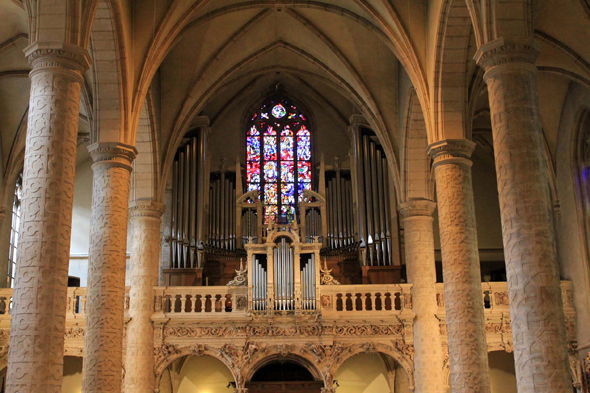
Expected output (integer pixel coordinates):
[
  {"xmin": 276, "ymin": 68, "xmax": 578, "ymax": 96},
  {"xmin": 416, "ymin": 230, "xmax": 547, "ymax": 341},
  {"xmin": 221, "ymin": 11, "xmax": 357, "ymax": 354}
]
[{"xmin": 247, "ymin": 360, "xmax": 323, "ymax": 393}]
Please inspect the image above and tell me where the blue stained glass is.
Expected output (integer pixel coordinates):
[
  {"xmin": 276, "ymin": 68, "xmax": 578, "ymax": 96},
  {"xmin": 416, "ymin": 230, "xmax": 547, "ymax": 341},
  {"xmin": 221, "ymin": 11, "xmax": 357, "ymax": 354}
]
[
  {"xmin": 272, "ymin": 104, "xmax": 287, "ymax": 118},
  {"xmin": 264, "ymin": 161, "xmax": 278, "ymax": 182},
  {"xmin": 297, "ymin": 136, "xmax": 311, "ymax": 161},
  {"xmin": 280, "ymin": 137, "xmax": 294, "ymax": 160},
  {"xmin": 247, "ymin": 136, "xmax": 260, "ymax": 161},
  {"xmin": 247, "ymin": 99, "xmax": 311, "ymax": 223},
  {"xmin": 298, "ymin": 181, "xmax": 312, "ymax": 201},
  {"xmin": 281, "ymin": 183, "xmax": 295, "ymax": 204},
  {"xmin": 264, "ymin": 136, "xmax": 277, "ymax": 161},
  {"xmin": 281, "ymin": 162, "xmax": 295, "ymax": 182}
]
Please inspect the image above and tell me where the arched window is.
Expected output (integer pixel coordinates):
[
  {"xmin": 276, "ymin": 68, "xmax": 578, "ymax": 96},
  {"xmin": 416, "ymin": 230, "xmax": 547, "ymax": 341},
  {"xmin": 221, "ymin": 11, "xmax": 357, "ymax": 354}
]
[
  {"xmin": 8, "ymin": 174, "xmax": 22, "ymax": 288},
  {"xmin": 246, "ymin": 98, "xmax": 312, "ymax": 224}
]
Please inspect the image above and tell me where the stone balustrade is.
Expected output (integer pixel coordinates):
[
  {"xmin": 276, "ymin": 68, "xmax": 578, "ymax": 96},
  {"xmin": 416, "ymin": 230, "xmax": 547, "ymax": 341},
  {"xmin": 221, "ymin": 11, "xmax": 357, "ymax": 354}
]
[{"xmin": 318, "ymin": 284, "xmax": 413, "ymax": 316}]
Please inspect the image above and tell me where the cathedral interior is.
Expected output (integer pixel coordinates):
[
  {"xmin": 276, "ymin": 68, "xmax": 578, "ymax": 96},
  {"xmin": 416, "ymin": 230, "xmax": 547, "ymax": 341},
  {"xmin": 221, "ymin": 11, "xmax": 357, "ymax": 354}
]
[{"xmin": 0, "ymin": 0, "xmax": 589, "ymax": 392}]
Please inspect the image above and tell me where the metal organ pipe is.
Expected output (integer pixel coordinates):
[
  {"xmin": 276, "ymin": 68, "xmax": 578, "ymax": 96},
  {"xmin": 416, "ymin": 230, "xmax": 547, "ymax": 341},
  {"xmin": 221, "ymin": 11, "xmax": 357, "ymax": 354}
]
[
  {"xmin": 189, "ymin": 138, "xmax": 197, "ymax": 267},
  {"xmin": 172, "ymin": 161, "xmax": 179, "ymax": 268},
  {"xmin": 370, "ymin": 142, "xmax": 382, "ymax": 265},
  {"xmin": 377, "ymin": 151, "xmax": 391, "ymax": 265},
  {"xmin": 362, "ymin": 136, "xmax": 375, "ymax": 265}
]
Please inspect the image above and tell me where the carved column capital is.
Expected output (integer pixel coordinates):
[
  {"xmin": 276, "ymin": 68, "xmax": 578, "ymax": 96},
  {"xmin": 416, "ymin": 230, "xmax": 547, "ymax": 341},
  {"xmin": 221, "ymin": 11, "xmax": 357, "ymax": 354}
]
[
  {"xmin": 427, "ymin": 139, "xmax": 475, "ymax": 169},
  {"xmin": 475, "ymin": 38, "xmax": 540, "ymax": 74},
  {"xmin": 25, "ymin": 42, "xmax": 91, "ymax": 76},
  {"xmin": 129, "ymin": 200, "xmax": 166, "ymax": 220},
  {"xmin": 398, "ymin": 200, "xmax": 436, "ymax": 220},
  {"xmin": 88, "ymin": 142, "xmax": 137, "ymax": 172},
  {"xmin": 321, "ymin": 388, "xmax": 337, "ymax": 393}
]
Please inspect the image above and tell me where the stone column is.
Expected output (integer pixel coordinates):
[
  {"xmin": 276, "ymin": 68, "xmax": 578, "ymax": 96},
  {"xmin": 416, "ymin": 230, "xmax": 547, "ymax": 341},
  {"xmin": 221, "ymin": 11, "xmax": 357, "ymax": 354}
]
[
  {"xmin": 427, "ymin": 139, "xmax": 490, "ymax": 393},
  {"xmin": 82, "ymin": 142, "xmax": 136, "ymax": 393},
  {"xmin": 476, "ymin": 38, "xmax": 571, "ymax": 392},
  {"xmin": 125, "ymin": 200, "xmax": 165, "ymax": 393},
  {"xmin": 6, "ymin": 43, "xmax": 90, "ymax": 392},
  {"xmin": 398, "ymin": 200, "xmax": 445, "ymax": 393}
]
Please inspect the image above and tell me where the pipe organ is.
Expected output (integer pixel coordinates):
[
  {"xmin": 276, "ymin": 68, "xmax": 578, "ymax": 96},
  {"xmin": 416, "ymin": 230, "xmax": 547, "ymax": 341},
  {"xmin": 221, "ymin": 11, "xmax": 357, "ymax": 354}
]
[
  {"xmin": 351, "ymin": 129, "xmax": 393, "ymax": 267},
  {"xmin": 208, "ymin": 171, "xmax": 236, "ymax": 251},
  {"xmin": 326, "ymin": 171, "xmax": 355, "ymax": 248},
  {"xmin": 274, "ymin": 238, "xmax": 294, "ymax": 311},
  {"xmin": 300, "ymin": 254, "xmax": 316, "ymax": 310},
  {"xmin": 252, "ymin": 256, "xmax": 267, "ymax": 311},
  {"xmin": 167, "ymin": 120, "xmax": 400, "ymax": 288},
  {"xmin": 171, "ymin": 133, "xmax": 207, "ymax": 269}
]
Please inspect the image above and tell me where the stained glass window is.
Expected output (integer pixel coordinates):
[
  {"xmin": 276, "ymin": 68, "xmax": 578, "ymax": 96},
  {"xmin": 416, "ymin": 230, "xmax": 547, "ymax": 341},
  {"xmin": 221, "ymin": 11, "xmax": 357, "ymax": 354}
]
[{"xmin": 246, "ymin": 98, "xmax": 312, "ymax": 223}]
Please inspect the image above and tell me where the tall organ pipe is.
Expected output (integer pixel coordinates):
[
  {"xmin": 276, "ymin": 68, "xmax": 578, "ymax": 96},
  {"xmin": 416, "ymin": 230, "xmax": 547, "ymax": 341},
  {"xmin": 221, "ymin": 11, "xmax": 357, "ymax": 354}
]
[
  {"xmin": 376, "ymin": 151, "xmax": 388, "ymax": 265},
  {"xmin": 183, "ymin": 145, "xmax": 190, "ymax": 267},
  {"xmin": 362, "ymin": 136, "xmax": 375, "ymax": 265},
  {"xmin": 336, "ymin": 169, "xmax": 343, "ymax": 248},
  {"xmin": 177, "ymin": 151, "xmax": 185, "ymax": 267},
  {"xmin": 189, "ymin": 138, "xmax": 197, "ymax": 267},
  {"xmin": 370, "ymin": 142, "xmax": 382, "ymax": 265},
  {"xmin": 352, "ymin": 129, "xmax": 367, "ymax": 249},
  {"xmin": 172, "ymin": 161, "xmax": 179, "ymax": 267},
  {"xmin": 382, "ymin": 157, "xmax": 392, "ymax": 266}
]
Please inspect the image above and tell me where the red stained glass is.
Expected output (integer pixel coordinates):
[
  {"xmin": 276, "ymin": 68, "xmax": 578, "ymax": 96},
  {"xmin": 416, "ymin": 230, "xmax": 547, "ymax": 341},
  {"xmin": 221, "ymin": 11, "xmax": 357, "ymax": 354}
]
[
  {"xmin": 264, "ymin": 184, "xmax": 278, "ymax": 205},
  {"xmin": 247, "ymin": 161, "xmax": 260, "ymax": 182},
  {"xmin": 298, "ymin": 161, "xmax": 311, "ymax": 181}
]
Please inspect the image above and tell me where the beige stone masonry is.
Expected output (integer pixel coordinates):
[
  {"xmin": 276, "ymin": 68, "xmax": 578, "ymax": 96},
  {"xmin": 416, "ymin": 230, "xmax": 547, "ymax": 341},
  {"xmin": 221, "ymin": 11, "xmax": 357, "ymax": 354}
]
[
  {"xmin": 6, "ymin": 43, "xmax": 90, "ymax": 393},
  {"xmin": 125, "ymin": 200, "xmax": 165, "ymax": 393},
  {"xmin": 399, "ymin": 200, "xmax": 445, "ymax": 393},
  {"xmin": 476, "ymin": 38, "xmax": 571, "ymax": 393},
  {"xmin": 82, "ymin": 142, "xmax": 136, "ymax": 393},
  {"xmin": 428, "ymin": 139, "xmax": 491, "ymax": 393}
]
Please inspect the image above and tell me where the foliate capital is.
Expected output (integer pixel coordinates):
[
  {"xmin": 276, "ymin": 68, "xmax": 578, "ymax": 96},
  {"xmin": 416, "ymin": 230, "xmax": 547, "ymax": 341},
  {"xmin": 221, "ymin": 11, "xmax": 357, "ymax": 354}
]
[
  {"xmin": 474, "ymin": 37, "xmax": 540, "ymax": 72},
  {"xmin": 398, "ymin": 200, "xmax": 436, "ymax": 220},
  {"xmin": 88, "ymin": 142, "xmax": 137, "ymax": 171},
  {"xmin": 25, "ymin": 42, "xmax": 91, "ymax": 74},
  {"xmin": 129, "ymin": 200, "xmax": 166, "ymax": 220},
  {"xmin": 427, "ymin": 139, "xmax": 475, "ymax": 168}
]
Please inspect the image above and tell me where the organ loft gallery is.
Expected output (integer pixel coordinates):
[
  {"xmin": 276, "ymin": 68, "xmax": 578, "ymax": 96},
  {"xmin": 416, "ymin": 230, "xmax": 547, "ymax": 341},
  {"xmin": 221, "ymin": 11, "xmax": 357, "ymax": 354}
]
[{"xmin": 0, "ymin": 0, "xmax": 589, "ymax": 392}]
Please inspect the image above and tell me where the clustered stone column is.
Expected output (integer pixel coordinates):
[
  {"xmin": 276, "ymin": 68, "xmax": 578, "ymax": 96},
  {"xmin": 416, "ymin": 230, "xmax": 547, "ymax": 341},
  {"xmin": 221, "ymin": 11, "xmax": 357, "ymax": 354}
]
[
  {"xmin": 125, "ymin": 200, "xmax": 165, "ymax": 393},
  {"xmin": 399, "ymin": 200, "xmax": 445, "ymax": 393},
  {"xmin": 82, "ymin": 142, "xmax": 136, "ymax": 393},
  {"xmin": 6, "ymin": 43, "xmax": 90, "ymax": 393},
  {"xmin": 476, "ymin": 38, "xmax": 571, "ymax": 392},
  {"xmin": 428, "ymin": 139, "xmax": 490, "ymax": 392}
]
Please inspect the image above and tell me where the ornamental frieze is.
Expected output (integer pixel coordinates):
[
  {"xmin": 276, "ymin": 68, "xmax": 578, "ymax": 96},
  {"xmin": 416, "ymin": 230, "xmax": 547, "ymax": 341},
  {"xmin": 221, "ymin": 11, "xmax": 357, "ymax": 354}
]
[{"xmin": 163, "ymin": 323, "xmax": 405, "ymax": 338}]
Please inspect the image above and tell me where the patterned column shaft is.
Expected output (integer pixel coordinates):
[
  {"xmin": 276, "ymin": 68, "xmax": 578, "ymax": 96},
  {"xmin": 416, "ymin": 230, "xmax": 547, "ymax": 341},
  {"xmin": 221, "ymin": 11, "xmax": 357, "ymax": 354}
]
[
  {"xmin": 6, "ymin": 44, "xmax": 90, "ymax": 393},
  {"xmin": 476, "ymin": 39, "xmax": 571, "ymax": 392},
  {"xmin": 125, "ymin": 200, "xmax": 165, "ymax": 393},
  {"xmin": 82, "ymin": 143, "xmax": 136, "ymax": 393},
  {"xmin": 428, "ymin": 139, "xmax": 490, "ymax": 393},
  {"xmin": 399, "ymin": 200, "xmax": 445, "ymax": 393}
]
